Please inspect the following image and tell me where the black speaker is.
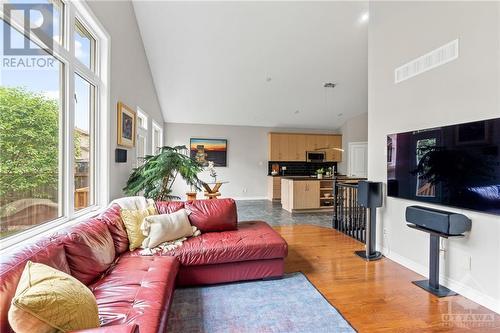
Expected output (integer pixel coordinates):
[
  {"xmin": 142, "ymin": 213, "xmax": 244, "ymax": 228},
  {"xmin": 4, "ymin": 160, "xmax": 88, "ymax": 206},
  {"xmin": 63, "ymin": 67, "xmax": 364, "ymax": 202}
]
[
  {"xmin": 406, "ymin": 206, "xmax": 471, "ymax": 235},
  {"xmin": 406, "ymin": 205, "xmax": 471, "ymax": 297},
  {"xmin": 355, "ymin": 181, "xmax": 383, "ymax": 261},
  {"xmin": 115, "ymin": 148, "xmax": 127, "ymax": 163},
  {"xmin": 357, "ymin": 181, "xmax": 383, "ymax": 208}
]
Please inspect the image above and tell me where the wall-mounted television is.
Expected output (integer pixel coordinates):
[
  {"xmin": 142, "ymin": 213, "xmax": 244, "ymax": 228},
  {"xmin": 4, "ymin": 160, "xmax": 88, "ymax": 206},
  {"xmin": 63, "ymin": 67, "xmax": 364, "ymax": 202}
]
[{"xmin": 387, "ymin": 117, "xmax": 500, "ymax": 215}]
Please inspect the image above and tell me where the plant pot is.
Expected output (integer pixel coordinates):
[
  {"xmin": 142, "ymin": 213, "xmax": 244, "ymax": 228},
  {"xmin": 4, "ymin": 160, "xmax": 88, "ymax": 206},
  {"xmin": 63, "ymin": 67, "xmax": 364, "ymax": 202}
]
[{"xmin": 317, "ymin": 174, "xmax": 323, "ymax": 179}]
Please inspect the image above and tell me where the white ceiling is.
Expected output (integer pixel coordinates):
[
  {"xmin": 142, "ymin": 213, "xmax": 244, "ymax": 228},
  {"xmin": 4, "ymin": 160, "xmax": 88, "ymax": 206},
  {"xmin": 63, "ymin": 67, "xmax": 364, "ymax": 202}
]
[{"xmin": 133, "ymin": 1, "xmax": 368, "ymax": 130}]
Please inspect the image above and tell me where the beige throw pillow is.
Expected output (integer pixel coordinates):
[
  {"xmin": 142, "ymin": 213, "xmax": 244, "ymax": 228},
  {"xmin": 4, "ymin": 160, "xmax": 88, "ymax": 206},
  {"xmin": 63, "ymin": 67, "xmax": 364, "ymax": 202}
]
[
  {"xmin": 141, "ymin": 209, "xmax": 194, "ymax": 249},
  {"xmin": 8, "ymin": 261, "xmax": 100, "ymax": 333},
  {"xmin": 121, "ymin": 204, "xmax": 157, "ymax": 251}
]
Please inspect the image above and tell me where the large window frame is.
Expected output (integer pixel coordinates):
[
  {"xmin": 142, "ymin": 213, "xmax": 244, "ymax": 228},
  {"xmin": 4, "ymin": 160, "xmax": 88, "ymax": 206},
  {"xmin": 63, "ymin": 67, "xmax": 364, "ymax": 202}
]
[
  {"xmin": 0, "ymin": 1, "xmax": 110, "ymax": 250},
  {"xmin": 152, "ymin": 120, "xmax": 163, "ymax": 154},
  {"xmin": 136, "ymin": 107, "xmax": 148, "ymax": 166}
]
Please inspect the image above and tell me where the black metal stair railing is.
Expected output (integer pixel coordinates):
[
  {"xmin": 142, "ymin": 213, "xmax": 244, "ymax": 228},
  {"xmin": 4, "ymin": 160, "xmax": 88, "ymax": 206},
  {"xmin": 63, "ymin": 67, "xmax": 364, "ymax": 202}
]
[{"xmin": 332, "ymin": 180, "xmax": 367, "ymax": 243}]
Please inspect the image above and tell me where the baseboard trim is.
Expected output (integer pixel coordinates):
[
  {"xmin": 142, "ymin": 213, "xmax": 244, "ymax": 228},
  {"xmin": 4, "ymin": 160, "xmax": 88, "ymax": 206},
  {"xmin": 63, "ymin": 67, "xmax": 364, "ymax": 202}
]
[{"xmin": 381, "ymin": 247, "xmax": 500, "ymax": 314}]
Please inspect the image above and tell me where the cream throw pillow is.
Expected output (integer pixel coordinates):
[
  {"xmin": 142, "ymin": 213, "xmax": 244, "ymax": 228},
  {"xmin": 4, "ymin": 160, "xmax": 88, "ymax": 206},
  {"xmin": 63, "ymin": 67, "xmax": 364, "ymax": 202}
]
[
  {"xmin": 8, "ymin": 261, "xmax": 100, "ymax": 333},
  {"xmin": 121, "ymin": 204, "xmax": 157, "ymax": 251},
  {"xmin": 141, "ymin": 209, "xmax": 194, "ymax": 249}
]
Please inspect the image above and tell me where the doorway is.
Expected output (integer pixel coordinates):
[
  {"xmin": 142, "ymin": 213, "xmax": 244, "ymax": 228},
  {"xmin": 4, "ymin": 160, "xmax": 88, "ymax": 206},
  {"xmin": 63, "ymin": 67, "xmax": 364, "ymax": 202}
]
[{"xmin": 348, "ymin": 142, "xmax": 368, "ymax": 178}]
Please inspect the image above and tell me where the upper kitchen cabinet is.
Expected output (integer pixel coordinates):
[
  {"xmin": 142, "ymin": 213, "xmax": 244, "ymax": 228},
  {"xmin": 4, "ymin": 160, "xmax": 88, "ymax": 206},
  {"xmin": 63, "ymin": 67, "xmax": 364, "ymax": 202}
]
[
  {"xmin": 268, "ymin": 133, "xmax": 342, "ymax": 162},
  {"xmin": 287, "ymin": 134, "xmax": 307, "ymax": 161},
  {"xmin": 269, "ymin": 133, "xmax": 288, "ymax": 161},
  {"xmin": 326, "ymin": 135, "xmax": 342, "ymax": 162}
]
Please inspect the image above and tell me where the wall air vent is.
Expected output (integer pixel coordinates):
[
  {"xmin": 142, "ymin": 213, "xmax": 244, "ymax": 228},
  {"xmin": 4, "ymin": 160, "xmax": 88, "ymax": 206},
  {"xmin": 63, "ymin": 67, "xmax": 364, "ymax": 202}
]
[{"xmin": 394, "ymin": 39, "xmax": 459, "ymax": 84}]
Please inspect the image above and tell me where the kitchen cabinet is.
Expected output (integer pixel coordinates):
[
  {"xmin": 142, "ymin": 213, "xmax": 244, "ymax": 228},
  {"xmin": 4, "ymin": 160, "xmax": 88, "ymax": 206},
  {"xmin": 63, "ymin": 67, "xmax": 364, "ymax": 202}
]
[
  {"xmin": 268, "ymin": 133, "xmax": 342, "ymax": 162},
  {"xmin": 267, "ymin": 176, "xmax": 281, "ymax": 201},
  {"xmin": 326, "ymin": 135, "xmax": 342, "ymax": 162},
  {"xmin": 281, "ymin": 179, "xmax": 321, "ymax": 212},
  {"xmin": 268, "ymin": 133, "xmax": 290, "ymax": 161},
  {"xmin": 287, "ymin": 134, "xmax": 307, "ymax": 161},
  {"xmin": 293, "ymin": 180, "xmax": 320, "ymax": 209}
]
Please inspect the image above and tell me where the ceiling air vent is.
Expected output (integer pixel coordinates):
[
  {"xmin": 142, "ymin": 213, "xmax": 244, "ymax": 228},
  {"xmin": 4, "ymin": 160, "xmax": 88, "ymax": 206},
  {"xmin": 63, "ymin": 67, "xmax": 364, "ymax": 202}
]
[{"xmin": 394, "ymin": 39, "xmax": 459, "ymax": 84}]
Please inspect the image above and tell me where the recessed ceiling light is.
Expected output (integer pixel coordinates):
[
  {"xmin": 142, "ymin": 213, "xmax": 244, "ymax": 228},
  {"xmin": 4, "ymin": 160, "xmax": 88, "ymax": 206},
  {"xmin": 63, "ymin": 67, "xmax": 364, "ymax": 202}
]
[{"xmin": 360, "ymin": 12, "xmax": 369, "ymax": 23}]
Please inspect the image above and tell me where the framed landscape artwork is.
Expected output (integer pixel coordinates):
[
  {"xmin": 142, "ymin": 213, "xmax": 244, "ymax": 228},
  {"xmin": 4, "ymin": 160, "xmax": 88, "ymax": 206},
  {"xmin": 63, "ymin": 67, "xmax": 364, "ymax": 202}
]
[
  {"xmin": 117, "ymin": 102, "xmax": 136, "ymax": 148},
  {"xmin": 190, "ymin": 138, "xmax": 228, "ymax": 167}
]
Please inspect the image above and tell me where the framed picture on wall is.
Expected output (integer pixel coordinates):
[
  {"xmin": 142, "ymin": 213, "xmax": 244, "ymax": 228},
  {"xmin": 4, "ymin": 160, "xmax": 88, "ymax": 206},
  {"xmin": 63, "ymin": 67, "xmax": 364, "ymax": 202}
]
[
  {"xmin": 190, "ymin": 138, "xmax": 228, "ymax": 167},
  {"xmin": 117, "ymin": 102, "xmax": 136, "ymax": 148}
]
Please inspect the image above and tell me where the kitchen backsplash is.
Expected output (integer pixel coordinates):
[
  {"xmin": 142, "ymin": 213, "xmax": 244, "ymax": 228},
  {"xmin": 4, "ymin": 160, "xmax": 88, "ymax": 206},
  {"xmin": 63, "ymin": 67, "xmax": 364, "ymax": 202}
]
[{"xmin": 268, "ymin": 161, "xmax": 337, "ymax": 176}]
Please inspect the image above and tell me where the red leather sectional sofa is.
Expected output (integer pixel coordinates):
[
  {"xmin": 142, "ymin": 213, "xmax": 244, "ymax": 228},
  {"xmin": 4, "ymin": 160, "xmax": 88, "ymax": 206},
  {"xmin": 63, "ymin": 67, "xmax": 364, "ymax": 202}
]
[{"xmin": 0, "ymin": 199, "xmax": 288, "ymax": 333}]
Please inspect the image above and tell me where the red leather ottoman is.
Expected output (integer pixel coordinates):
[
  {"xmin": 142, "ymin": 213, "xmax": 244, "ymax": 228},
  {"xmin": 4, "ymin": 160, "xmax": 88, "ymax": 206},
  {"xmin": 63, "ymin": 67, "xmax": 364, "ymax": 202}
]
[
  {"xmin": 124, "ymin": 220, "xmax": 288, "ymax": 286},
  {"xmin": 125, "ymin": 220, "xmax": 288, "ymax": 286}
]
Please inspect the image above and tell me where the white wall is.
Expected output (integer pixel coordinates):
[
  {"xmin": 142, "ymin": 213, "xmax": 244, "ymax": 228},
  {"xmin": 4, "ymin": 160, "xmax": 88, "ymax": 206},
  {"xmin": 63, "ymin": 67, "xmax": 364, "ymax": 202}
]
[
  {"xmin": 165, "ymin": 123, "xmax": 338, "ymax": 200},
  {"xmin": 369, "ymin": 1, "xmax": 500, "ymax": 313},
  {"xmin": 134, "ymin": 1, "xmax": 368, "ymax": 130},
  {"xmin": 86, "ymin": 1, "xmax": 164, "ymax": 200},
  {"xmin": 338, "ymin": 112, "xmax": 368, "ymax": 174}
]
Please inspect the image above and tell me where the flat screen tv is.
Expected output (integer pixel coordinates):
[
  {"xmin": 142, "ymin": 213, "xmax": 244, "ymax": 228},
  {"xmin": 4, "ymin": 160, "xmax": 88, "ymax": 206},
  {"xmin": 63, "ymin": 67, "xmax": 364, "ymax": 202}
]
[{"xmin": 387, "ymin": 117, "xmax": 500, "ymax": 215}]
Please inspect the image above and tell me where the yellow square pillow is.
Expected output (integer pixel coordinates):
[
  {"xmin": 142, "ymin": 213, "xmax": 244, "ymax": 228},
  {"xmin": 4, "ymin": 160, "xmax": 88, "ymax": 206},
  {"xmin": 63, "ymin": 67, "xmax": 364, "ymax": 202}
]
[
  {"xmin": 8, "ymin": 261, "xmax": 100, "ymax": 333},
  {"xmin": 121, "ymin": 204, "xmax": 157, "ymax": 251}
]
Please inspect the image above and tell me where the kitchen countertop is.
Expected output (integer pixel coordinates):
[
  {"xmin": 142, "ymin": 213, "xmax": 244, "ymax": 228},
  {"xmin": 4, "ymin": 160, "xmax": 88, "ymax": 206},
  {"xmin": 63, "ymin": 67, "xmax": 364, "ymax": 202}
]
[
  {"xmin": 272, "ymin": 175, "xmax": 366, "ymax": 181},
  {"xmin": 280, "ymin": 176, "xmax": 335, "ymax": 181}
]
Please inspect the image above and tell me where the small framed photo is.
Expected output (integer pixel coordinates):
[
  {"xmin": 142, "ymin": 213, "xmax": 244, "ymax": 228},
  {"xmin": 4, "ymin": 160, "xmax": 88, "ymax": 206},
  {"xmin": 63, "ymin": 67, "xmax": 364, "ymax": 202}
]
[{"xmin": 117, "ymin": 102, "xmax": 136, "ymax": 148}]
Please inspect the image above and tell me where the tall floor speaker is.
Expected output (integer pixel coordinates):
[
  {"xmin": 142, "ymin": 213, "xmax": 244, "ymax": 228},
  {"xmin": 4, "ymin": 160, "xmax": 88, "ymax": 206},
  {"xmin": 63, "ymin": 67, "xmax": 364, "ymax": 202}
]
[{"xmin": 355, "ymin": 181, "xmax": 383, "ymax": 261}]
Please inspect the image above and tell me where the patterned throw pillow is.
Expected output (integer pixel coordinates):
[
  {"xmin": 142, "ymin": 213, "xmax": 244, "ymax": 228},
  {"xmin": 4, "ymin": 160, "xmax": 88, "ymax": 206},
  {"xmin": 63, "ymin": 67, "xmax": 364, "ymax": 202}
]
[
  {"xmin": 121, "ymin": 204, "xmax": 157, "ymax": 251},
  {"xmin": 8, "ymin": 261, "xmax": 100, "ymax": 333}
]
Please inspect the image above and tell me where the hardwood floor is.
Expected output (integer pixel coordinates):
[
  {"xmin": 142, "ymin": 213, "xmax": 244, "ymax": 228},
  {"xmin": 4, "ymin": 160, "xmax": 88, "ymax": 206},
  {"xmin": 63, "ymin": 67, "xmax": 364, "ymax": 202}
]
[{"xmin": 274, "ymin": 225, "xmax": 500, "ymax": 333}]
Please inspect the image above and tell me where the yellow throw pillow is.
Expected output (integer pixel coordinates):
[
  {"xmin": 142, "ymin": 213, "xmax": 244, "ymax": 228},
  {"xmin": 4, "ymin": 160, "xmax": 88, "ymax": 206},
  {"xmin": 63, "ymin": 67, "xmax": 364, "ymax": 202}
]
[
  {"xmin": 8, "ymin": 261, "xmax": 100, "ymax": 333},
  {"xmin": 121, "ymin": 204, "xmax": 157, "ymax": 251}
]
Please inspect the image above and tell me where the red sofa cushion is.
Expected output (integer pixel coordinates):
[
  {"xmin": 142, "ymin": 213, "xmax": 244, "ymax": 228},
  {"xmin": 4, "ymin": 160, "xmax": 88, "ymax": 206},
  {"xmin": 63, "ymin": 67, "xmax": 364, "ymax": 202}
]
[
  {"xmin": 63, "ymin": 218, "xmax": 116, "ymax": 285},
  {"xmin": 99, "ymin": 204, "xmax": 129, "ymax": 255},
  {"xmin": 0, "ymin": 235, "xmax": 70, "ymax": 333},
  {"xmin": 89, "ymin": 256, "xmax": 178, "ymax": 333},
  {"xmin": 126, "ymin": 221, "xmax": 288, "ymax": 266},
  {"xmin": 155, "ymin": 201, "xmax": 185, "ymax": 214},
  {"xmin": 185, "ymin": 198, "xmax": 237, "ymax": 232}
]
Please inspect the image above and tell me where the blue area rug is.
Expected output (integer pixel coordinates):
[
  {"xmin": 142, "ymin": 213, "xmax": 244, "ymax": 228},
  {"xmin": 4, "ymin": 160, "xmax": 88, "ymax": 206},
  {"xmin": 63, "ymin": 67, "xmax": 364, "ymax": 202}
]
[{"xmin": 168, "ymin": 272, "xmax": 356, "ymax": 333}]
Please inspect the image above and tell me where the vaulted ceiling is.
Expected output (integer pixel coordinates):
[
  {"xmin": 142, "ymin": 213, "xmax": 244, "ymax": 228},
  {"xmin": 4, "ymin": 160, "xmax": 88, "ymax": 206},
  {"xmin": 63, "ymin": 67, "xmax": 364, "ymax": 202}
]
[{"xmin": 133, "ymin": 1, "xmax": 368, "ymax": 129}]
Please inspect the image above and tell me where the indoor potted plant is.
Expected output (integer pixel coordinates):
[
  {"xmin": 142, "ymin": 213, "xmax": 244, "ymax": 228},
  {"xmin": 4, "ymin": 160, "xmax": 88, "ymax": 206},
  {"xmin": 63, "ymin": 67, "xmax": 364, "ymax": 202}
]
[
  {"xmin": 123, "ymin": 145, "xmax": 203, "ymax": 201},
  {"xmin": 316, "ymin": 168, "xmax": 325, "ymax": 179}
]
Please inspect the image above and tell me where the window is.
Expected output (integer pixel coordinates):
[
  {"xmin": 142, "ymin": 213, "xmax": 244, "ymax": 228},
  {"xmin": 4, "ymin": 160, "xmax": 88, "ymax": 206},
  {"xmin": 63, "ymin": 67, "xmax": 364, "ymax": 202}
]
[
  {"xmin": 0, "ymin": 1, "xmax": 109, "ymax": 243},
  {"xmin": 136, "ymin": 108, "xmax": 148, "ymax": 165},
  {"xmin": 152, "ymin": 120, "xmax": 163, "ymax": 154},
  {"xmin": 74, "ymin": 19, "xmax": 95, "ymax": 70},
  {"xmin": 137, "ymin": 108, "xmax": 148, "ymax": 131},
  {"xmin": 74, "ymin": 74, "xmax": 95, "ymax": 210}
]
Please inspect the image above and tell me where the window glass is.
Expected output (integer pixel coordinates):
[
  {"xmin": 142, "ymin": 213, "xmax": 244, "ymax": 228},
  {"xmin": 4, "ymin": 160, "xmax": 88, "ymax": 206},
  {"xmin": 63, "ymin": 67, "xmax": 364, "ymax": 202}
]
[
  {"xmin": 6, "ymin": 0, "xmax": 64, "ymax": 46},
  {"xmin": 136, "ymin": 134, "xmax": 146, "ymax": 165},
  {"xmin": 74, "ymin": 74, "xmax": 94, "ymax": 211},
  {"xmin": 137, "ymin": 109, "xmax": 148, "ymax": 130},
  {"xmin": 152, "ymin": 122, "xmax": 163, "ymax": 154},
  {"xmin": 74, "ymin": 19, "xmax": 95, "ymax": 70},
  {"xmin": 0, "ymin": 21, "xmax": 63, "ymax": 239}
]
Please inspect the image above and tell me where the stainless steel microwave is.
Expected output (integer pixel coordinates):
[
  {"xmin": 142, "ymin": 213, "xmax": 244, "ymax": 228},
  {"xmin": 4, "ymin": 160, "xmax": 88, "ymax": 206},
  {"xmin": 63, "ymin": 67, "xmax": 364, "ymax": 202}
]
[{"xmin": 306, "ymin": 151, "xmax": 326, "ymax": 162}]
